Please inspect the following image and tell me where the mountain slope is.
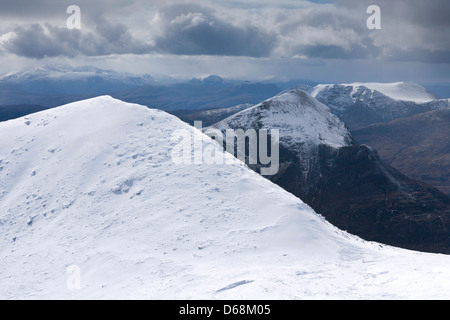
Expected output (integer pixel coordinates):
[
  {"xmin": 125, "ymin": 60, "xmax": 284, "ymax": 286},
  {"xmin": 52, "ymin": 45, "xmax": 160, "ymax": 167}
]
[
  {"xmin": 311, "ymin": 82, "xmax": 449, "ymax": 129},
  {"xmin": 214, "ymin": 90, "xmax": 353, "ymax": 194},
  {"xmin": 353, "ymin": 108, "xmax": 450, "ymax": 196},
  {"xmin": 2, "ymin": 96, "xmax": 450, "ymax": 299},
  {"xmin": 115, "ymin": 81, "xmax": 281, "ymax": 112},
  {"xmin": 310, "ymin": 144, "xmax": 450, "ymax": 252},
  {"xmin": 173, "ymin": 103, "xmax": 253, "ymax": 126},
  {"xmin": 213, "ymin": 90, "xmax": 450, "ymax": 254}
]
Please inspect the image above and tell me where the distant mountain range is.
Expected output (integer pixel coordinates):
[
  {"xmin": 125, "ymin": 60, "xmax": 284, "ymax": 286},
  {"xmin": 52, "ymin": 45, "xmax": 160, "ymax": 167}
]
[
  {"xmin": 115, "ymin": 79, "xmax": 280, "ymax": 112},
  {"xmin": 0, "ymin": 65, "xmax": 282, "ymax": 115},
  {"xmin": 173, "ymin": 103, "xmax": 253, "ymax": 127},
  {"xmin": 0, "ymin": 65, "xmax": 155, "ymax": 108},
  {"xmin": 1, "ymin": 66, "xmax": 448, "ymax": 128},
  {"xmin": 0, "ymin": 65, "xmax": 158, "ymax": 94}
]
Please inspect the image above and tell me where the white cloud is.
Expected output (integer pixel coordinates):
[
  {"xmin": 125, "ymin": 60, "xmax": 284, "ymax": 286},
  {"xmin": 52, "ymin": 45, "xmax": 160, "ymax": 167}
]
[{"xmin": 0, "ymin": 32, "xmax": 16, "ymax": 46}]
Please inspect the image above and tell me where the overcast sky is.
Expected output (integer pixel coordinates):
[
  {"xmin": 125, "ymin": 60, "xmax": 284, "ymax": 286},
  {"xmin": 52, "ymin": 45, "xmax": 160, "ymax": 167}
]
[{"xmin": 0, "ymin": 0, "xmax": 449, "ymax": 83}]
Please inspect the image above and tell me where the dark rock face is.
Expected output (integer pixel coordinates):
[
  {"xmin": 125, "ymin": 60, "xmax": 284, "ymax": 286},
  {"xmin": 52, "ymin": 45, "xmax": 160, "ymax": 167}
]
[
  {"xmin": 352, "ymin": 109, "xmax": 450, "ymax": 197},
  {"xmin": 172, "ymin": 104, "xmax": 253, "ymax": 127},
  {"xmin": 261, "ymin": 143, "xmax": 450, "ymax": 254},
  {"xmin": 306, "ymin": 145, "xmax": 450, "ymax": 254}
]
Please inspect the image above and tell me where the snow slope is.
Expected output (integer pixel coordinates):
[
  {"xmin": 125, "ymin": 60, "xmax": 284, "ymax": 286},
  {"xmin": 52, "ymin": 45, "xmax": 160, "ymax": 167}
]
[
  {"xmin": 1, "ymin": 96, "xmax": 450, "ymax": 299},
  {"xmin": 214, "ymin": 89, "xmax": 352, "ymax": 154}
]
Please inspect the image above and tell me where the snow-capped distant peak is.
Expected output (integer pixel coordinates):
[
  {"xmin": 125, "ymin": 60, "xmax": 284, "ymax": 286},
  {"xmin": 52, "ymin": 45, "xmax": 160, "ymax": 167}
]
[
  {"xmin": 348, "ymin": 82, "xmax": 437, "ymax": 103},
  {"xmin": 0, "ymin": 64, "xmax": 78, "ymax": 80},
  {"xmin": 189, "ymin": 74, "xmax": 225, "ymax": 85},
  {"xmin": 203, "ymin": 74, "xmax": 224, "ymax": 82},
  {"xmin": 0, "ymin": 65, "xmax": 155, "ymax": 84},
  {"xmin": 313, "ymin": 82, "xmax": 437, "ymax": 103}
]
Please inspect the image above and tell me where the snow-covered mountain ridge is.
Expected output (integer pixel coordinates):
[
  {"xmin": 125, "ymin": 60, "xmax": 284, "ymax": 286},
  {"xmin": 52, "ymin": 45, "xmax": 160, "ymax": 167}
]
[
  {"xmin": 214, "ymin": 89, "xmax": 353, "ymax": 155},
  {"xmin": 312, "ymin": 82, "xmax": 438, "ymax": 104},
  {"xmin": 0, "ymin": 65, "xmax": 155, "ymax": 84},
  {"xmin": 2, "ymin": 96, "xmax": 450, "ymax": 299},
  {"xmin": 311, "ymin": 82, "xmax": 449, "ymax": 129}
]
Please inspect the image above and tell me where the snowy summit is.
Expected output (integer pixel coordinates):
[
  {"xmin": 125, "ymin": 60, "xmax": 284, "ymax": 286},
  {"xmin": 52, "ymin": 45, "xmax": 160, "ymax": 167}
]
[{"xmin": 214, "ymin": 89, "xmax": 352, "ymax": 153}]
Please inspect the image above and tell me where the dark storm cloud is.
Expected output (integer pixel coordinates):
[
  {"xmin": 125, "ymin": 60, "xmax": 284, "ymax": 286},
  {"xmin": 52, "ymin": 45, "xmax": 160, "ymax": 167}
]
[
  {"xmin": 0, "ymin": 0, "xmax": 68, "ymax": 18},
  {"xmin": 3, "ymin": 20, "xmax": 151, "ymax": 59},
  {"xmin": 1, "ymin": 1, "xmax": 277, "ymax": 58},
  {"xmin": 0, "ymin": 0, "xmax": 130, "ymax": 19},
  {"xmin": 403, "ymin": 0, "xmax": 450, "ymax": 27},
  {"xmin": 389, "ymin": 49, "xmax": 450, "ymax": 64},
  {"xmin": 338, "ymin": 0, "xmax": 450, "ymax": 27},
  {"xmin": 153, "ymin": 6, "xmax": 277, "ymax": 57},
  {"xmin": 300, "ymin": 43, "xmax": 380, "ymax": 60},
  {"xmin": 266, "ymin": 0, "xmax": 450, "ymax": 63},
  {"xmin": 0, "ymin": 0, "xmax": 448, "ymax": 63},
  {"xmin": 272, "ymin": 4, "xmax": 379, "ymax": 60},
  {"xmin": 335, "ymin": 0, "xmax": 450, "ymax": 63}
]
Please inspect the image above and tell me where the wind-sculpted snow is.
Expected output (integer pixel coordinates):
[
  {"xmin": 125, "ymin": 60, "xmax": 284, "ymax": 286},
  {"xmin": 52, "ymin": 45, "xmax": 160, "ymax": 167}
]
[{"xmin": 1, "ymin": 96, "xmax": 450, "ymax": 299}]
